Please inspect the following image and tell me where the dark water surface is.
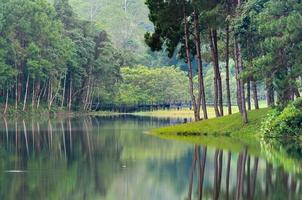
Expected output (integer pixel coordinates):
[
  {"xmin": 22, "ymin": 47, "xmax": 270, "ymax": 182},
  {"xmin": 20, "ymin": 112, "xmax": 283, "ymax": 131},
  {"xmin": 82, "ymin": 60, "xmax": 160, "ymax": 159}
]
[{"xmin": 0, "ymin": 115, "xmax": 301, "ymax": 200}]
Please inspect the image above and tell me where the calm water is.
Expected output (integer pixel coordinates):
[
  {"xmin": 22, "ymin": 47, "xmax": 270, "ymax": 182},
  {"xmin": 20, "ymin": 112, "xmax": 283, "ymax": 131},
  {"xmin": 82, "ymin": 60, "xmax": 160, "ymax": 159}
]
[{"xmin": 0, "ymin": 115, "xmax": 301, "ymax": 200}]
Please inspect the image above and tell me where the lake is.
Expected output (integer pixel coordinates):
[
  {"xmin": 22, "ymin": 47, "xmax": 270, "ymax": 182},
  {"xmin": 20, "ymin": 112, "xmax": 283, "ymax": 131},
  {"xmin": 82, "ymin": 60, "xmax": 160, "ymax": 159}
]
[{"xmin": 0, "ymin": 115, "xmax": 301, "ymax": 200}]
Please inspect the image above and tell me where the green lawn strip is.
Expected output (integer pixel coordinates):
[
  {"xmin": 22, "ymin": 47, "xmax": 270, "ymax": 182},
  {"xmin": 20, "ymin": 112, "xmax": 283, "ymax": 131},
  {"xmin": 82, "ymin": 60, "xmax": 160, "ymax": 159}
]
[{"xmin": 151, "ymin": 108, "xmax": 271, "ymax": 154}]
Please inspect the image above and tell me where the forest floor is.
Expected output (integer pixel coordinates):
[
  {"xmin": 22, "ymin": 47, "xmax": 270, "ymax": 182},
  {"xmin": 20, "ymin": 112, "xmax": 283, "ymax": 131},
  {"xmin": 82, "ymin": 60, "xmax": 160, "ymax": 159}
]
[{"xmin": 150, "ymin": 108, "xmax": 271, "ymax": 154}]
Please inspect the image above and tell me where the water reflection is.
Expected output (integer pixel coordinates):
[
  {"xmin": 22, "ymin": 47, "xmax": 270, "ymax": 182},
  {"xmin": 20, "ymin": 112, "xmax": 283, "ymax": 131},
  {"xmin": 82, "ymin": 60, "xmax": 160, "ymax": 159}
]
[
  {"xmin": 0, "ymin": 116, "xmax": 301, "ymax": 200},
  {"xmin": 186, "ymin": 145, "xmax": 302, "ymax": 200}
]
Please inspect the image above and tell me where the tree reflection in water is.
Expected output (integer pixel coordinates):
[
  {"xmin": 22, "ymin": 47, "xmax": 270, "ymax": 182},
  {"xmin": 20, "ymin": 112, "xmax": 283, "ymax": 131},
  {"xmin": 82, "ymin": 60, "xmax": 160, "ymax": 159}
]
[
  {"xmin": 186, "ymin": 145, "xmax": 302, "ymax": 200},
  {"xmin": 0, "ymin": 116, "xmax": 302, "ymax": 200}
]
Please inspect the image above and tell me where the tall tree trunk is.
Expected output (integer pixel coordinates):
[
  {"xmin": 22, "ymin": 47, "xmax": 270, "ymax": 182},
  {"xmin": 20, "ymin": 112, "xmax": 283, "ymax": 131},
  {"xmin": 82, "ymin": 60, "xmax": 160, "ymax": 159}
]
[
  {"xmin": 4, "ymin": 89, "xmax": 9, "ymax": 115},
  {"xmin": 266, "ymin": 77, "xmax": 275, "ymax": 107},
  {"xmin": 15, "ymin": 77, "xmax": 18, "ymax": 110},
  {"xmin": 252, "ymin": 79, "xmax": 259, "ymax": 109},
  {"xmin": 61, "ymin": 70, "xmax": 67, "ymax": 109},
  {"xmin": 31, "ymin": 79, "xmax": 36, "ymax": 109},
  {"xmin": 209, "ymin": 29, "xmax": 221, "ymax": 117},
  {"xmin": 37, "ymin": 82, "xmax": 45, "ymax": 109},
  {"xmin": 213, "ymin": 30, "xmax": 223, "ymax": 116},
  {"xmin": 17, "ymin": 74, "xmax": 22, "ymax": 103},
  {"xmin": 225, "ymin": 25, "xmax": 232, "ymax": 115},
  {"xmin": 23, "ymin": 75, "xmax": 29, "ymax": 111},
  {"xmin": 184, "ymin": 8, "xmax": 199, "ymax": 121},
  {"xmin": 247, "ymin": 78, "xmax": 251, "ymax": 110},
  {"xmin": 234, "ymin": 0, "xmax": 248, "ymax": 123},
  {"xmin": 193, "ymin": 9, "xmax": 208, "ymax": 120},
  {"xmin": 68, "ymin": 78, "xmax": 73, "ymax": 111},
  {"xmin": 235, "ymin": 41, "xmax": 248, "ymax": 123},
  {"xmin": 234, "ymin": 51, "xmax": 243, "ymax": 114}
]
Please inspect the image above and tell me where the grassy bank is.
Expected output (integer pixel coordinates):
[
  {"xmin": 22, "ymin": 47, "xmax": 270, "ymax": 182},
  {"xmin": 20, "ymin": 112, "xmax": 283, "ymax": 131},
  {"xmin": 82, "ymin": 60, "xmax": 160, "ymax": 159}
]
[
  {"xmin": 151, "ymin": 108, "xmax": 271, "ymax": 153},
  {"xmin": 133, "ymin": 101, "xmax": 267, "ymax": 119},
  {"xmin": 132, "ymin": 106, "xmax": 239, "ymax": 119}
]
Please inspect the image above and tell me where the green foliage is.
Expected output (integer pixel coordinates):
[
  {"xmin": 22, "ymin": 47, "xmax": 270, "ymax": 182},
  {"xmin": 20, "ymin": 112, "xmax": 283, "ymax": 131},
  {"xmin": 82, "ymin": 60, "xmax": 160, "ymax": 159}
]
[
  {"xmin": 236, "ymin": 0, "xmax": 302, "ymax": 106},
  {"xmin": 115, "ymin": 65, "xmax": 190, "ymax": 105},
  {"xmin": 262, "ymin": 98, "xmax": 302, "ymax": 137},
  {"xmin": 0, "ymin": 0, "xmax": 126, "ymax": 113}
]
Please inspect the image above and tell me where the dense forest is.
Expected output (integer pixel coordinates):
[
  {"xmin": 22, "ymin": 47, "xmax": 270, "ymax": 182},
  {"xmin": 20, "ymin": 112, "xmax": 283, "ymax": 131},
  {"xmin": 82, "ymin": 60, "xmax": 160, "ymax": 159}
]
[
  {"xmin": 0, "ymin": 0, "xmax": 301, "ymax": 123},
  {"xmin": 145, "ymin": 0, "xmax": 302, "ymax": 122}
]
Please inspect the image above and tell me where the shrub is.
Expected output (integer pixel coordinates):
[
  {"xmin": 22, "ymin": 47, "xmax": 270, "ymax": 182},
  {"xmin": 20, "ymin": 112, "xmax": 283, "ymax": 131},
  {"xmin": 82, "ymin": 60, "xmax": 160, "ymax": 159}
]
[{"xmin": 261, "ymin": 97, "xmax": 302, "ymax": 137}]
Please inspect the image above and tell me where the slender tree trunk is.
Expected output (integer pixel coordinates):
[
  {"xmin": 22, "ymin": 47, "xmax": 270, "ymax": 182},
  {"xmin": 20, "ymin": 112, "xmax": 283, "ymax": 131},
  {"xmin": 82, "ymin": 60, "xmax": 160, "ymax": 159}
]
[
  {"xmin": 15, "ymin": 77, "xmax": 18, "ymax": 110},
  {"xmin": 48, "ymin": 81, "xmax": 60, "ymax": 111},
  {"xmin": 37, "ymin": 82, "xmax": 45, "ymax": 109},
  {"xmin": 17, "ymin": 74, "xmax": 22, "ymax": 103},
  {"xmin": 234, "ymin": 50, "xmax": 242, "ymax": 114},
  {"xmin": 193, "ymin": 9, "xmax": 208, "ymax": 120},
  {"xmin": 225, "ymin": 25, "xmax": 232, "ymax": 115},
  {"xmin": 4, "ymin": 89, "xmax": 9, "ymax": 115},
  {"xmin": 61, "ymin": 70, "xmax": 67, "ymax": 109},
  {"xmin": 84, "ymin": 74, "xmax": 91, "ymax": 111},
  {"xmin": 213, "ymin": 30, "xmax": 223, "ymax": 116},
  {"xmin": 234, "ymin": 0, "xmax": 248, "ymax": 123},
  {"xmin": 235, "ymin": 41, "xmax": 248, "ymax": 123},
  {"xmin": 23, "ymin": 75, "xmax": 29, "ymax": 111},
  {"xmin": 184, "ymin": 8, "xmax": 199, "ymax": 121},
  {"xmin": 31, "ymin": 79, "xmax": 35, "ymax": 109},
  {"xmin": 252, "ymin": 79, "xmax": 259, "ymax": 109},
  {"xmin": 209, "ymin": 29, "xmax": 221, "ymax": 117},
  {"xmin": 68, "ymin": 78, "xmax": 73, "ymax": 111},
  {"xmin": 266, "ymin": 77, "xmax": 275, "ymax": 107},
  {"xmin": 247, "ymin": 78, "xmax": 251, "ymax": 110}
]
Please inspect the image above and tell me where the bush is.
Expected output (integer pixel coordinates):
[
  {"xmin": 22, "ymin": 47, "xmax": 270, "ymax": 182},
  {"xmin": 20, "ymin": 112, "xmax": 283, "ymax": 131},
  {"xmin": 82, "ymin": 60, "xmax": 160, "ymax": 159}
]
[{"xmin": 261, "ymin": 97, "xmax": 302, "ymax": 137}]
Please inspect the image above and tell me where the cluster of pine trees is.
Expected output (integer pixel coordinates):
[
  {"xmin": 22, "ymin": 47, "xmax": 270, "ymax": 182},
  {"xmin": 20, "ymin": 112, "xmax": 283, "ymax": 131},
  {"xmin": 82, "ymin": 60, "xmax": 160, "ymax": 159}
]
[
  {"xmin": 0, "ymin": 0, "xmax": 128, "ymax": 113},
  {"xmin": 145, "ymin": 0, "xmax": 302, "ymax": 122}
]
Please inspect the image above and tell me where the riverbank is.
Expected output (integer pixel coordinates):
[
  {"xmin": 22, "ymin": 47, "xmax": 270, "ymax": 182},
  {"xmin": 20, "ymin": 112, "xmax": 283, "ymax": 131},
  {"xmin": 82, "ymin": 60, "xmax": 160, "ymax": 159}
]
[
  {"xmin": 132, "ymin": 106, "xmax": 239, "ymax": 119},
  {"xmin": 0, "ymin": 103, "xmax": 121, "ymax": 119},
  {"xmin": 132, "ymin": 101, "xmax": 267, "ymax": 119},
  {"xmin": 151, "ymin": 108, "xmax": 270, "ymax": 153}
]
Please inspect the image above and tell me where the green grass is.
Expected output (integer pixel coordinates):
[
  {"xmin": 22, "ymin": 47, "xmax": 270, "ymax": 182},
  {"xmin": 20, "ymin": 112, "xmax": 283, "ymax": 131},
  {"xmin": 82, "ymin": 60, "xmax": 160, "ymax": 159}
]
[
  {"xmin": 132, "ymin": 106, "xmax": 239, "ymax": 119},
  {"xmin": 132, "ymin": 101, "xmax": 267, "ymax": 119},
  {"xmin": 153, "ymin": 108, "xmax": 270, "ymax": 135},
  {"xmin": 151, "ymin": 108, "xmax": 271, "ymax": 154}
]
